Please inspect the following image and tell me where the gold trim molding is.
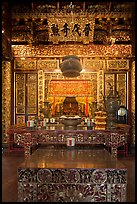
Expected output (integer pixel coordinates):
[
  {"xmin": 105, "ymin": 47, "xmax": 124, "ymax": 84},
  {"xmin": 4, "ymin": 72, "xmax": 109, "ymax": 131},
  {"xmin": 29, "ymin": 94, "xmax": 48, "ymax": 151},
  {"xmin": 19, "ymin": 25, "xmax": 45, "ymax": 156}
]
[{"xmin": 12, "ymin": 44, "xmax": 132, "ymax": 58}]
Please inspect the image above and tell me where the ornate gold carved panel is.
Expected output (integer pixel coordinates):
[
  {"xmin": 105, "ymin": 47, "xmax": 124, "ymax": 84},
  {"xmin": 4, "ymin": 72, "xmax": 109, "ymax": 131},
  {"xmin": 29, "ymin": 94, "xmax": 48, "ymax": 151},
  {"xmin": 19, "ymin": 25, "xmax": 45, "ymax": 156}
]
[
  {"xmin": 16, "ymin": 115, "xmax": 25, "ymax": 124},
  {"xmin": 131, "ymin": 60, "xmax": 135, "ymax": 145},
  {"xmin": 15, "ymin": 73, "xmax": 38, "ymax": 123},
  {"xmin": 16, "ymin": 74, "xmax": 25, "ymax": 114},
  {"xmin": 37, "ymin": 59, "xmax": 59, "ymax": 71},
  {"xmin": 14, "ymin": 59, "xmax": 36, "ymax": 70},
  {"xmin": 90, "ymin": 74, "xmax": 97, "ymax": 100},
  {"xmin": 97, "ymin": 70, "xmax": 104, "ymax": 109},
  {"xmin": 44, "ymin": 72, "xmax": 97, "ymax": 81},
  {"xmin": 104, "ymin": 73, "xmax": 127, "ymax": 107},
  {"xmin": 117, "ymin": 74, "xmax": 127, "ymax": 106},
  {"xmin": 38, "ymin": 70, "xmax": 44, "ymax": 116},
  {"xmin": 107, "ymin": 60, "xmax": 129, "ymax": 71},
  {"xmin": 84, "ymin": 59, "xmax": 105, "ymax": 72},
  {"xmin": 131, "ymin": 61, "xmax": 135, "ymax": 113},
  {"xmin": 104, "ymin": 74, "xmax": 115, "ymax": 96},
  {"xmin": 12, "ymin": 44, "xmax": 132, "ymax": 58},
  {"xmin": 28, "ymin": 116, "xmax": 36, "ymax": 121},
  {"xmin": 2, "ymin": 61, "xmax": 11, "ymax": 143},
  {"xmin": 27, "ymin": 74, "xmax": 37, "ymax": 114}
]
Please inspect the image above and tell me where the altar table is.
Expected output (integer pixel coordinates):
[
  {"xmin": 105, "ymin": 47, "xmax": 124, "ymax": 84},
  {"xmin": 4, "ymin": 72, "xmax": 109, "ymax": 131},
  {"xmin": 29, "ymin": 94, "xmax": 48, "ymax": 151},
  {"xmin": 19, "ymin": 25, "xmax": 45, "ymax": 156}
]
[
  {"xmin": 7, "ymin": 125, "xmax": 130, "ymax": 158},
  {"xmin": 18, "ymin": 148, "xmax": 127, "ymax": 202}
]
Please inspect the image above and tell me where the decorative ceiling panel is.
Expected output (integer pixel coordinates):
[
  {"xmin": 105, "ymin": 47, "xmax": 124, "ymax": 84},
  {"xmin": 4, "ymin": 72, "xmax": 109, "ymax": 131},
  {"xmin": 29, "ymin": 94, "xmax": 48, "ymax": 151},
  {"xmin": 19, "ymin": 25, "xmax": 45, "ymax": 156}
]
[{"xmin": 9, "ymin": 2, "xmax": 134, "ymax": 45}]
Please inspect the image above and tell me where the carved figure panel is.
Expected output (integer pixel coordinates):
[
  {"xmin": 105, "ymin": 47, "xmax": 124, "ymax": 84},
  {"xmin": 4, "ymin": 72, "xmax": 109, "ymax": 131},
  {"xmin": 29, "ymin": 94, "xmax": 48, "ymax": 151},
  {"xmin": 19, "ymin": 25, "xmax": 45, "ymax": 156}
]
[
  {"xmin": 104, "ymin": 74, "xmax": 115, "ymax": 97},
  {"xmin": 104, "ymin": 73, "xmax": 127, "ymax": 107},
  {"xmin": 16, "ymin": 74, "xmax": 25, "ymax": 114},
  {"xmin": 37, "ymin": 59, "xmax": 58, "ymax": 71},
  {"xmin": 117, "ymin": 74, "xmax": 127, "ymax": 106},
  {"xmin": 16, "ymin": 115, "xmax": 25, "ymax": 124},
  {"xmin": 15, "ymin": 73, "xmax": 38, "ymax": 124},
  {"xmin": 14, "ymin": 59, "xmax": 36, "ymax": 70},
  {"xmin": 2, "ymin": 61, "xmax": 11, "ymax": 143},
  {"xmin": 27, "ymin": 74, "xmax": 37, "ymax": 114},
  {"xmin": 84, "ymin": 59, "xmax": 105, "ymax": 72},
  {"xmin": 107, "ymin": 60, "xmax": 129, "ymax": 71}
]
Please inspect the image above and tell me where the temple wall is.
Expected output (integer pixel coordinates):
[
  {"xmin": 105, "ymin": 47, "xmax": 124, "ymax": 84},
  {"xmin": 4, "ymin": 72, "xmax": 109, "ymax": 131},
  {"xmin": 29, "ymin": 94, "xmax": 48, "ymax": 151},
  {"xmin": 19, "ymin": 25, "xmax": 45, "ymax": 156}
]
[{"xmin": 2, "ymin": 44, "xmax": 134, "ymax": 144}]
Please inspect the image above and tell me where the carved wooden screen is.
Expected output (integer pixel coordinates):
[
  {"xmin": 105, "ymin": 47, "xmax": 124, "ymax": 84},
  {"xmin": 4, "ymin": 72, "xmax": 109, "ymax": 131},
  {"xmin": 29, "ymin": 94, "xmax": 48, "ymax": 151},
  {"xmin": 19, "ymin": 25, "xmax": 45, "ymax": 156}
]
[
  {"xmin": 104, "ymin": 72, "xmax": 128, "ymax": 107},
  {"xmin": 15, "ymin": 73, "xmax": 38, "ymax": 124}
]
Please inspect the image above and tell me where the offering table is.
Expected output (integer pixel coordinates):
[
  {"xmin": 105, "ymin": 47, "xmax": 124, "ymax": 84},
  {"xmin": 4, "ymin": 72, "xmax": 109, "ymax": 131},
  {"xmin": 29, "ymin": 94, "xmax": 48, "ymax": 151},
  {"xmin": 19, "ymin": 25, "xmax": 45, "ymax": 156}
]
[{"xmin": 7, "ymin": 125, "xmax": 130, "ymax": 158}]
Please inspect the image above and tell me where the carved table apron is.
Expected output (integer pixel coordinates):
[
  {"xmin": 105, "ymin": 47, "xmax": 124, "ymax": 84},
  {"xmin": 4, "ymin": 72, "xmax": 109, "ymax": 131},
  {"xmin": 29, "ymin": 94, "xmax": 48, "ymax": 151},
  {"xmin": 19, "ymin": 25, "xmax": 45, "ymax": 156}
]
[{"xmin": 7, "ymin": 126, "xmax": 129, "ymax": 158}]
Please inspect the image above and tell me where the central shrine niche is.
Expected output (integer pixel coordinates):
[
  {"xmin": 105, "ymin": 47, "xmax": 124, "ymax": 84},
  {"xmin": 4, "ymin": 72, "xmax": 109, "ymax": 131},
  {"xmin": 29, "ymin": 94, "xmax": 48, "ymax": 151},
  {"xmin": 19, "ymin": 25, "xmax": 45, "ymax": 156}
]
[{"xmin": 63, "ymin": 97, "xmax": 78, "ymax": 116}]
